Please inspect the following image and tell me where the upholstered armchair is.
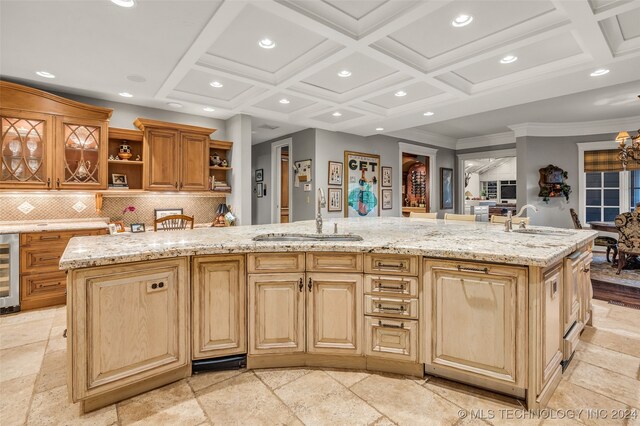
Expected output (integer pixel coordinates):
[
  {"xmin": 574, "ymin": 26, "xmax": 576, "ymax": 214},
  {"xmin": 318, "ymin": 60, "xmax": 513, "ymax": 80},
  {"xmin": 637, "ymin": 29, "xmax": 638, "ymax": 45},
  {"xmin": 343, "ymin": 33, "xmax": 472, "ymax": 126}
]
[
  {"xmin": 569, "ymin": 208, "xmax": 618, "ymax": 262},
  {"xmin": 614, "ymin": 210, "xmax": 640, "ymax": 274}
]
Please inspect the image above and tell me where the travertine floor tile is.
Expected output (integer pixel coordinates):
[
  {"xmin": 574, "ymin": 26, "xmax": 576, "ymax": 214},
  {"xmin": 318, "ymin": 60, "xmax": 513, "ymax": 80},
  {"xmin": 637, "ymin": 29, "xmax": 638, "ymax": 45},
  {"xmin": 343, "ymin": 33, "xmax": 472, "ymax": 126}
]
[
  {"xmin": 275, "ymin": 370, "xmax": 381, "ymax": 425},
  {"xmin": 580, "ymin": 326, "xmax": 640, "ymax": 358},
  {"xmin": 566, "ymin": 361, "xmax": 640, "ymax": 409},
  {"xmin": 197, "ymin": 372, "xmax": 301, "ymax": 425},
  {"xmin": 0, "ymin": 308, "xmax": 55, "ymax": 326},
  {"xmin": 45, "ymin": 336, "xmax": 66, "ymax": 354},
  {"xmin": 117, "ymin": 380, "xmax": 206, "ymax": 425},
  {"xmin": 0, "ymin": 373, "xmax": 37, "ymax": 426},
  {"xmin": 0, "ymin": 318, "xmax": 53, "ymax": 350},
  {"xmin": 324, "ymin": 368, "xmax": 370, "ymax": 388},
  {"xmin": 27, "ymin": 385, "xmax": 117, "ymax": 426},
  {"xmin": 574, "ymin": 341, "xmax": 640, "ymax": 379},
  {"xmin": 254, "ymin": 367, "xmax": 312, "ymax": 390},
  {"xmin": 0, "ymin": 341, "xmax": 46, "ymax": 383},
  {"xmin": 371, "ymin": 415, "xmax": 397, "ymax": 425},
  {"xmin": 34, "ymin": 349, "xmax": 66, "ymax": 393},
  {"xmin": 351, "ymin": 373, "xmax": 461, "ymax": 425},
  {"xmin": 186, "ymin": 368, "xmax": 245, "ymax": 392}
]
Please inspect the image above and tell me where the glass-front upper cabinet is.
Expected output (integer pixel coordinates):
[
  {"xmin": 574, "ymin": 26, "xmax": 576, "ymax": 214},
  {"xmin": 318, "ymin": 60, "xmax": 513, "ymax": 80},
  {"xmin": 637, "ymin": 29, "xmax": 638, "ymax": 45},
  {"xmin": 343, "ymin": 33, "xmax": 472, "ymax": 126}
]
[
  {"xmin": 55, "ymin": 117, "xmax": 107, "ymax": 189},
  {"xmin": 0, "ymin": 111, "xmax": 53, "ymax": 189}
]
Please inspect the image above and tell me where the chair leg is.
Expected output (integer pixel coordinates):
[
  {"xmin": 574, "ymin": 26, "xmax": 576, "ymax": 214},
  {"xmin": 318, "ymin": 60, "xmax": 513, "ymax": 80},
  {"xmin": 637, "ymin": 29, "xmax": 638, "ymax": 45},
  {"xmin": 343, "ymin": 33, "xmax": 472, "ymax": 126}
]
[
  {"xmin": 606, "ymin": 246, "xmax": 611, "ymax": 263},
  {"xmin": 612, "ymin": 246, "xmax": 618, "ymax": 263},
  {"xmin": 616, "ymin": 253, "xmax": 625, "ymax": 275}
]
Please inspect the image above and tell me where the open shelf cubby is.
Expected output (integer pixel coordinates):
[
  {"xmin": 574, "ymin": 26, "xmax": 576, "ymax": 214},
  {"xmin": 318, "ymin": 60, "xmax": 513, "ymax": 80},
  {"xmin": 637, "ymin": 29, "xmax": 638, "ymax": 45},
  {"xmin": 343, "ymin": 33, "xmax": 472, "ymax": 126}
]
[{"xmin": 107, "ymin": 127, "xmax": 144, "ymax": 190}]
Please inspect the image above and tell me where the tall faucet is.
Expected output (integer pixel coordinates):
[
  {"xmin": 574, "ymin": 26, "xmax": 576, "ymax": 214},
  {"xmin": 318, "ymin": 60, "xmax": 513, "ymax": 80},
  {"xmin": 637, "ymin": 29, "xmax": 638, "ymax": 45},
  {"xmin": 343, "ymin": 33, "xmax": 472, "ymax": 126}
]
[
  {"xmin": 316, "ymin": 188, "xmax": 326, "ymax": 234},
  {"xmin": 515, "ymin": 204, "xmax": 539, "ymax": 229}
]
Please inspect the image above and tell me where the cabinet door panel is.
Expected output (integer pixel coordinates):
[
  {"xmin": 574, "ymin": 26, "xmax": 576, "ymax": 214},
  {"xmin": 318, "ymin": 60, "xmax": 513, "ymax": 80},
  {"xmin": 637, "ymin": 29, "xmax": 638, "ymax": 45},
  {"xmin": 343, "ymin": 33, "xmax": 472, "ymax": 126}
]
[
  {"xmin": 180, "ymin": 132, "xmax": 208, "ymax": 191},
  {"xmin": 539, "ymin": 265, "xmax": 563, "ymax": 390},
  {"xmin": 365, "ymin": 316, "xmax": 418, "ymax": 362},
  {"xmin": 307, "ymin": 273, "xmax": 362, "ymax": 354},
  {"xmin": 425, "ymin": 261, "xmax": 526, "ymax": 387},
  {"xmin": 193, "ymin": 255, "xmax": 246, "ymax": 359},
  {"xmin": 70, "ymin": 258, "xmax": 189, "ymax": 399},
  {"xmin": 249, "ymin": 273, "xmax": 305, "ymax": 354},
  {"xmin": 145, "ymin": 128, "xmax": 179, "ymax": 190},
  {"xmin": 56, "ymin": 117, "xmax": 107, "ymax": 189}
]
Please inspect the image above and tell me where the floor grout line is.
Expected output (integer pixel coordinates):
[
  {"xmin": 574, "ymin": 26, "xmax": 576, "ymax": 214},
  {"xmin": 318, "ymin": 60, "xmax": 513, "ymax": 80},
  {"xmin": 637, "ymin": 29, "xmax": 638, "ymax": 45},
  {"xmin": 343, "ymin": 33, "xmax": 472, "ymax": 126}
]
[
  {"xmin": 252, "ymin": 370, "xmax": 307, "ymax": 425},
  {"xmin": 320, "ymin": 369, "xmax": 388, "ymax": 421}
]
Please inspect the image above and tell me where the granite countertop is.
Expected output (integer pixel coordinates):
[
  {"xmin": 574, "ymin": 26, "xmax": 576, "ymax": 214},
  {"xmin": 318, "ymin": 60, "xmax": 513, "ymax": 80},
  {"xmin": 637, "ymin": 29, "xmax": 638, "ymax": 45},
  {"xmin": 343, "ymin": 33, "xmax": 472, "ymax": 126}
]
[
  {"xmin": 0, "ymin": 218, "xmax": 110, "ymax": 235},
  {"xmin": 59, "ymin": 217, "xmax": 597, "ymax": 270}
]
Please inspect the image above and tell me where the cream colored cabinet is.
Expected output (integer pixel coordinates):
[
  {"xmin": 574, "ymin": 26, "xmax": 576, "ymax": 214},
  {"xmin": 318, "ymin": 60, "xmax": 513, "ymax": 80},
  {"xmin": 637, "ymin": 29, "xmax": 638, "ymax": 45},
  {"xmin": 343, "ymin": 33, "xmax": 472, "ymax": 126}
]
[
  {"xmin": 67, "ymin": 258, "xmax": 190, "ymax": 410},
  {"xmin": 579, "ymin": 252, "xmax": 593, "ymax": 327},
  {"xmin": 365, "ymin": 316, "xmax": 418, "ymax": 362},
  {"xmin": 248, "ymin": 273, "xmax": 306, "ymax": 354},
  {"xmin": 306, "ymin": 273, "xmax": 362, "ymax": 355},
  {"xmin": 563, "ymin": 252, "xmax": 583, "ymax": 336},
  {"xmin": 192, "ymin": 255, "xmax": 246, "ymax": 359},
  {"xmin": 424, "ymin": 259, "xmax": 527, "ymax": 392}
]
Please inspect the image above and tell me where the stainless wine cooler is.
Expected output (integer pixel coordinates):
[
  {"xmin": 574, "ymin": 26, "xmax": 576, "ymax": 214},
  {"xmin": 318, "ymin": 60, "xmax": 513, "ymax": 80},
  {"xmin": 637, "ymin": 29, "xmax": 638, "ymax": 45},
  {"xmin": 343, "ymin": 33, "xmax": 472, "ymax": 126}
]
[{"xmin": 0, "ymin": 234, "xmax": 20, "ymax": 314}]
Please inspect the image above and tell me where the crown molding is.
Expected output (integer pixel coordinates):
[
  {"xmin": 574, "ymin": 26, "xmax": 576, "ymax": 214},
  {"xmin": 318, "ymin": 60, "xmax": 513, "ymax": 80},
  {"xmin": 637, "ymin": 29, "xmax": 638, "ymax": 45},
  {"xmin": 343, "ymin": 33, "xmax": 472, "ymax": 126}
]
[
  {"xmin": 455, "ymin": 131, "xmax": 515, "ymax": 150},
  {"xmin": 508, "ymin": 116, "xmax": 640, "ymax": 138},
  {"xmin": 385, "ymin": 128, "xmax": 457, "ymax": 149}
]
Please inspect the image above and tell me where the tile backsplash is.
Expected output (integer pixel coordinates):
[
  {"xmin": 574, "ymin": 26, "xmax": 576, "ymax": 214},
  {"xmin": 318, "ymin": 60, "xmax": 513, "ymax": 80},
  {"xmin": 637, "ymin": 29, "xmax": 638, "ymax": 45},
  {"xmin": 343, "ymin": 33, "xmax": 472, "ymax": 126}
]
[{"xmin": 0, "ymin": 193, "xmax": 223, "ymax": 226}]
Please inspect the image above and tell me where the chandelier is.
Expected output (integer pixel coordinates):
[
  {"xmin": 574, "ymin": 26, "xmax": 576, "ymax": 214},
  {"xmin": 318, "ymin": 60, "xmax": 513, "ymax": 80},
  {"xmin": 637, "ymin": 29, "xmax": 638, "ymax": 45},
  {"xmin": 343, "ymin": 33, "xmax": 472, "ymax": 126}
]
[{"xmin": 616, "ymin": 130, "xmax": 640, "ymax": 170}]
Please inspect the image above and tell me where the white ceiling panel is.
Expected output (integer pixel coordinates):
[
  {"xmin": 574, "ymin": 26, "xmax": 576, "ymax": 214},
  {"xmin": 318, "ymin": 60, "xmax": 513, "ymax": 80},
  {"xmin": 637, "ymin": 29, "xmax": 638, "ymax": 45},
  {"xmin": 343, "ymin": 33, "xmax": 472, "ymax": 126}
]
[
  {"xmin": 300, "ymin": 53, "xmax": 397, "ymax": 94},
  {"xmin": 323, "ymin": 0, "xmax": 388, "ymax": 20},
  {"xmin": 617, "ymin": 7, "xmax": 640, "ymax": 40},
  {"xmin": 206, "ymin": 4, "xmax": 327, "ymax": 74},
  {"xmin": 174, "ymin": 70, "xmax": 254, "ymax": 101},
  {"xmin": 387, "ymin": 0, "xmax": 556, "ymax": 60},
  {"xmin": 312, "ymin": 109, "xmax": 364, "ymax": 123},
  {"xmin": 252, "ymin": 93, "xmax": 317, "ymax": 113},
  {"xmin": 363, "ymin": 82, "xmax": 444, "ymax": 109},
  {"xmin": 452, "ymin": 33, "xmax": 583, "ymax": 85}
]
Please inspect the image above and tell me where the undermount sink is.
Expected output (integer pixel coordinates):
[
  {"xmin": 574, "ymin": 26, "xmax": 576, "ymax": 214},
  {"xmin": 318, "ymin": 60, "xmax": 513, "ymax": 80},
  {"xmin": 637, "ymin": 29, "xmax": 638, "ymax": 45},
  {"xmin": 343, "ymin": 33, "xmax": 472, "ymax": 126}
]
[
  {"xmin": 253, "ymin": 233, "xmax": 364, "ymax": 242},
  {"xmin": 511, "ymin": 228, "xmax": 574, "ymax": 236}
]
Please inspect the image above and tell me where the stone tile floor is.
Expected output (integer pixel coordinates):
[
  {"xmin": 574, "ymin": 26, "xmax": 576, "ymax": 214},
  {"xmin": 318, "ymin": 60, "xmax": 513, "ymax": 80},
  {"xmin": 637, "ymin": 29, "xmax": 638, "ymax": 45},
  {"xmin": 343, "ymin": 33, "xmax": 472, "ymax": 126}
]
[{"xmin": 1, "ymin": 300, "xmax": 638, "ymax": 425}]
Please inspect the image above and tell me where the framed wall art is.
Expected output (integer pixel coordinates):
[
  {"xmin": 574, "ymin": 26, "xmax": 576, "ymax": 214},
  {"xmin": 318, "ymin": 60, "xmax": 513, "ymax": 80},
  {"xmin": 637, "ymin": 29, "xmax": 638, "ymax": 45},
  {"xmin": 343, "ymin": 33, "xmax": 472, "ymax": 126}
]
[
  {"xmin": 255, "ymin": 169, "xmax": 263, "ymax": 182},
  {"xmin": 328, "ymin": 188, "xmax": 342, "ymax": 212},
  {"xmin": 440, "ymin": 167, "xmax": 454, "ymax": 210},
  {"xmin": 154, "ymin": 208, "xmax": 183, "ymax": 220},
  {"xmin": 344, "ymin": 151, "xmax": 380, "ymax": 218},
  {"xmin": 382, "ymin": 189, "xmax": 392, "ymax": 210},
  {"xmin": 381, "ymin": 166, "xmax": 392, "ymax": 187},
  {"xmin": 328, "ymin": 161, "xmax": 343, "ymax": 186}
]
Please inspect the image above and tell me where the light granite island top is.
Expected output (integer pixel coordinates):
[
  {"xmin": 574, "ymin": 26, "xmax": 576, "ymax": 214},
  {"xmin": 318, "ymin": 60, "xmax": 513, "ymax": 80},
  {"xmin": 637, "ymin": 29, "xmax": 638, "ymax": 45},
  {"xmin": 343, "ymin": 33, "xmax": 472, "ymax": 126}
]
[
  {"xmin": 60, "ymin": 217, "xmax": 597, "ymax": 270},
  {"xmin": 0, "ymin": 218, "xmax": 109, "ymax": 234}
]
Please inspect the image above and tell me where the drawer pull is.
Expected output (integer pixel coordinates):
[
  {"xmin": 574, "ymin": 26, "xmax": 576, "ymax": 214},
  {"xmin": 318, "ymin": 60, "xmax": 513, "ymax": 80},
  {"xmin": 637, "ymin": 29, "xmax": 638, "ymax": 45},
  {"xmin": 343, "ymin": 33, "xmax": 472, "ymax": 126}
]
[
  {"xmin": 375, "ymin": 260, "xmax": 406, "ymax": 270},
  {"xmin": 378, "ymin": 320, "xmax": 404, "ymax": 329},
  {"xmin": 583, "ymin": 268, "xmax": 590, "ymax": 273},
  {"xmin": 376, "ymin": 283, "xmax": 406, "ymax": 292},
  {"xmin": 39, "ymin": 235, "xmax": 61, "ymax": 241},
  {"xmin": 299, "ymin": 277, "xmax": 303, "ymax": 292},
  {"xmin": 308, "ymin": 277, "xmax": 313, "ymax": 292},
  {"xmin": 457, "ymin": 266, "xmax": 489, "ymax": 274},
  {"xmin": 377, "ymin": 304, "xmax": 405, "ymax": 312},
  {"xmin": 38, "ymin": 256, "xmax": 60, "ymax": 261}
]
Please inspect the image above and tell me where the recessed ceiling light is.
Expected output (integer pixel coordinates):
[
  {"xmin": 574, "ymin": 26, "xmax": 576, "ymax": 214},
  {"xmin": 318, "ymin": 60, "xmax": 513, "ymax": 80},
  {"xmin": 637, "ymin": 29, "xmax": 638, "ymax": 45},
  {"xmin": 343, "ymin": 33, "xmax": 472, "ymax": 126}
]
[
  {"xmin": 111, "ymin": 0, "xmax": 135, "ymax": 7},
  {"xmin": 35, "ymin": 71, "xmax": 55, "ymax": 79},
  {"xmin": 500, "ymin": 55, "xmax": 518, "ymax": 64},
  {"xmin": 279, "ymin": 98, "xmax": 290, "ymax": 104},
  {"xmin": 395, "ymin": 90, "xmax": 407, "ymax": 97},
  {"xmin": 258, "ymin": 38, "xmax": 276, "ymax": 49},
  {"xmin": 332, "ymin": 112, "xmax": 342, "ymax": 117},
  {"xmin": 209, "ymin": 81, "xmax": 223, "ymax": 88},
  {"xmin": 376, "ymin": 127, "xmax": 384, "ymax": 131},
  {"xmin": 590, "ymin": 68, "xmax": 610, "ymax": 77},
  {"xmin": 452, "ymin": 14, "xmax": 473, "ymax": 27},
  {"xmin": 203, "ymin": 107, "xmax": 215, "ymax": 112},
  {"xmin": 118, "ymin": 92, "xmax": 133, "ymax": 98},
  {"xmin": 423, "ymin": 111, "xmax": 434, "ymax": 116},
  {"xmin": 337, "ymin": 70, "xmax": 352, "ymax": 78},
  {"xmin": 167, "ymin": 102, "xmax": 183, "ymax": 108}
]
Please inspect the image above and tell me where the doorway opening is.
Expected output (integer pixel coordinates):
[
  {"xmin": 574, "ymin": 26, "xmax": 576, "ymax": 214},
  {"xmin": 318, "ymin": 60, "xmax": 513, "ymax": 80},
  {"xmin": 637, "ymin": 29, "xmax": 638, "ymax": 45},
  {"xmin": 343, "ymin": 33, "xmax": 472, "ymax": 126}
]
[
  {"xmin": 280, "ymin": 146, "xmax": 289, "ymax": 223},
  {"xmin": 271, "ymin": 138, "xmax": 292, "ymax": 223},
  {"xmin": 402, "ymin": 153, "xmax": 430, "ymax": 216}
]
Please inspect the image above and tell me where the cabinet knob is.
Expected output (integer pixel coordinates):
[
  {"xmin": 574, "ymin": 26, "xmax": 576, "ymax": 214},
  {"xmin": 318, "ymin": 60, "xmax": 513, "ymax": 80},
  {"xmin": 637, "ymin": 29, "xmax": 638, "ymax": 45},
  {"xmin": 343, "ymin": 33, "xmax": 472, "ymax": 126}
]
[
  {"xmin": 158, "ymin": 282, "xmax": 164, "ymax": 288},
  {"xmin": 47, "ymin": 178, "xmax": 51, "ymax": 188},
  {"xmin": 151, "ymin": 283, "xmax": 158, "ymax": 289},
  {"xmin": 56, "ymin": 178, "xmax": 61, "ymax": 188}
]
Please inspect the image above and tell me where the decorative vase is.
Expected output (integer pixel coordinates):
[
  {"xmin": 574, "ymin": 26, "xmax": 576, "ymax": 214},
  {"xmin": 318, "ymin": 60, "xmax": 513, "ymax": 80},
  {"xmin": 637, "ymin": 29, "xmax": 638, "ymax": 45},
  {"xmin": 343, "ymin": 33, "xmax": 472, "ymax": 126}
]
[{"xmin": 118, "ymin": 142, "xmax": 132, "ymax": 160}]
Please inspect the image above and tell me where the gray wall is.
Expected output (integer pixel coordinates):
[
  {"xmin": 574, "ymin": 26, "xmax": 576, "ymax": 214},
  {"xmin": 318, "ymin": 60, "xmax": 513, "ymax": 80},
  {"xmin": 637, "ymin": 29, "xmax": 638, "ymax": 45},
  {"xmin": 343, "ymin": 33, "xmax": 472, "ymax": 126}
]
[
  {"xmin": 226, "ymin": 114, "xmax": 252, "ymax": 225},
  {"xmin": 251, "ymin": 141, "xmax": 272, "ymax": 225},
  {"xmin": 516, "ymin": 133, "xmax": 617, "ymax": 228}
]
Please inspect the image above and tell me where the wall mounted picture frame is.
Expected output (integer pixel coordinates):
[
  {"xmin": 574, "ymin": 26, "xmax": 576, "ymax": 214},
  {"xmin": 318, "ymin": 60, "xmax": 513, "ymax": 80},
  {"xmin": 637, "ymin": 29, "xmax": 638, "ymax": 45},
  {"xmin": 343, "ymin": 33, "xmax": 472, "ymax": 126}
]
[
  {"xmin": 328, "ymin": 161, "xmax": 343, "ymax": 186},
  {"xmin": 382, "ymin": 189, "xmax": 392, "ymax": 210},
  {"xmin": 255, "ymin": 169, "xmax": 263, "ymax": 182},
  {"xmin": 344, "ymin": 151, "xmax": 380, "ymax": 218},
  {"xmin": 328, "ymin": 188, "xmax": 342, "ymax": 212},
  {"xmin": 131, "ymin": 223, "xmax": 146, "ymax": 233},
  {"xmin": 154, "ymin": 208, "xmax": 183, "ymax": 220},
  {"xmin": 381, "ymin": 166, "xmax": 392, "ymax": 187},
  {"xmin": 440, "ymin": 167, "xmax": 454, "ymax": 210},
  {"xmin": 256, "ymin": 182, "xmax": 263, "ymax": 198}
]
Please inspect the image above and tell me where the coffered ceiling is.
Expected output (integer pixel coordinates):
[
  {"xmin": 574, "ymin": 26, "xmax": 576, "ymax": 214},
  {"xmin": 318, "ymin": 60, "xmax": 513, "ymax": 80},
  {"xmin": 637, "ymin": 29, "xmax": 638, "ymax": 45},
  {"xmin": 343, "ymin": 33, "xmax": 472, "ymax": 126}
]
[{"xmin": 1, "ymin": 0, "xmax": 639, "ymax": 146}]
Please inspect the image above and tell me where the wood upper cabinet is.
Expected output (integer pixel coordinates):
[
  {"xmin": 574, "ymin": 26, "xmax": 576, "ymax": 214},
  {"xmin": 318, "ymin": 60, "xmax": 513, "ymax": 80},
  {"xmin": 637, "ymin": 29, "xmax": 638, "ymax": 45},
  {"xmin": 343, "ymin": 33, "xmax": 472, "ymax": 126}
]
[
  {"xmin": 0, "ymin": 82, "xmax": 111, "ymax": 190},
  {"xmin": 135, "ymin": 118, "xmax": 214, "ymax": 192},
  {"xmin": 249, "ymin": 273, "xmax": 305, "ymax": 355},
  {"xmin": 68, "ymin": 258, "xmax": 189, "ymax": 401},
  {"xmin": 424, "ymin": 260, "xmax": 527, "ymax": 389},
  {"xmin": 306, "ymin": 272, "xmax": 362, "ymax": 354},
  {"xmin": 192, "ymin": 255, "xmax": 246, "ymax": 359}
]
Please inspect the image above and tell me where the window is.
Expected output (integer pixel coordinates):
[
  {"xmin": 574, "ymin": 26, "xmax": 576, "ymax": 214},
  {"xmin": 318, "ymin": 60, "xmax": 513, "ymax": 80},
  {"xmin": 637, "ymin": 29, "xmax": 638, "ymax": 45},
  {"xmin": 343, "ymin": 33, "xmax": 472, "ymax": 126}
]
[
  {"xmin": 585, "ymin": 172, "xmax": 621, "ymax": 222},
  {"xmin": 632, "ymin": 170, "xmax": 640, "ymax": 208}
]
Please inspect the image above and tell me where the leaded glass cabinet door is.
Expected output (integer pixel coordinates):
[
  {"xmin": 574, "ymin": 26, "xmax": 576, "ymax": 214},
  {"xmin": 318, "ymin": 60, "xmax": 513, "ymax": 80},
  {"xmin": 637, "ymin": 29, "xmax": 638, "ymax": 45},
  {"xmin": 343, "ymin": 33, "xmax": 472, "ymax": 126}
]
[
  {"xmin": 0, "ymin": 110, "xmax": 53, "ymax": 189},
  {"xmin": 55, "ymin": 117, "xmax": 107, "ymax": 189}
]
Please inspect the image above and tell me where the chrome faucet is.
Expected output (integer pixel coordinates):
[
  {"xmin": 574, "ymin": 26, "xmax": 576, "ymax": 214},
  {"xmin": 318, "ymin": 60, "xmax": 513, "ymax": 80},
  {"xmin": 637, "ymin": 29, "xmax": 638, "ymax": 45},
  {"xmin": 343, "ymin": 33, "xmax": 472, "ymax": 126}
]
[
  {"xmin": 316, "ymin": 188, "xmax": 326, "ymax": 234},
  {"xmin": 504, "ymin": 210, "xmax": 513, "ymax": 232},
  {"xmin": 515, "ymin": 204, "xmax": 539, "ymax": 229}
]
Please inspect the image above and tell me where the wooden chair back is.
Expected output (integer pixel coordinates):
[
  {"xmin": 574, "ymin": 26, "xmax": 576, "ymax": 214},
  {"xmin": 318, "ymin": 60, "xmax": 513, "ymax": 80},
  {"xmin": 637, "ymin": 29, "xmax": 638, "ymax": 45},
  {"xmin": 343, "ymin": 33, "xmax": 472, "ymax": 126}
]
[
  {"xmin": 154, "ymin": 215, "xmax": 194, "ymax": 231},
  {"xmin": 444, "ymin": 213, "xmax": 476, "ymax": 222},
  {"xmin": 490, "ymin": 215, "xmax": 530, "ymax": 225},
  {"xmin": 409, "ymin": 212, "xmax": 437, "ymax": 219},
  {"xmin": 569, "ymin": 208, "xmax": 582, "ymax": 229}
]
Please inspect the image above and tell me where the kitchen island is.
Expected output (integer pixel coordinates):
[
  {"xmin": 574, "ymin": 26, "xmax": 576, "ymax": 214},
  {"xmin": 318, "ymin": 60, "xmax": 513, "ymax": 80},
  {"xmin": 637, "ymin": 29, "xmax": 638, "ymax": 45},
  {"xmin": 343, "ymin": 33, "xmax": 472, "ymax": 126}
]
[{"xmin": 60, "ymin": 217, "xmax": 597, "ymax": 413}]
